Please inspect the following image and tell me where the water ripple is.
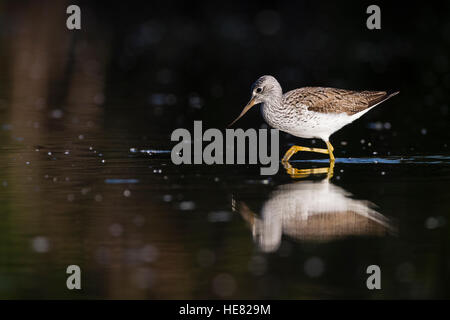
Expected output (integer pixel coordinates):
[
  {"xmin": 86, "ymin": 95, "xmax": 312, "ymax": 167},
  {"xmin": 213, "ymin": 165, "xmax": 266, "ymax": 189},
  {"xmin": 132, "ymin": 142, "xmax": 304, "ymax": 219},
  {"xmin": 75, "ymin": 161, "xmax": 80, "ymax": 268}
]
[{"xmin": 290, "ymin": 155, "xmax": 450, "ymax": 165}]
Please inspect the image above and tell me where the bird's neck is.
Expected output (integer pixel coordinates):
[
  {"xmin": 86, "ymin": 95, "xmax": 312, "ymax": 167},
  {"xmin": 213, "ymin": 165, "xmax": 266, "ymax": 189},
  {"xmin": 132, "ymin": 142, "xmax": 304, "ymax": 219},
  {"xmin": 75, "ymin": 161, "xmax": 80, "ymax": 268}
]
[
  {"xmin": 263, "ymin": 86, "xmax": 283, "ymax": 110},
  {"xmin": 263, "ymin": 97, "xmax": 282, "ymax": 111},
  {"xmin": 262, "ymin": 92, "xmax": 283, "ymax": 123}
]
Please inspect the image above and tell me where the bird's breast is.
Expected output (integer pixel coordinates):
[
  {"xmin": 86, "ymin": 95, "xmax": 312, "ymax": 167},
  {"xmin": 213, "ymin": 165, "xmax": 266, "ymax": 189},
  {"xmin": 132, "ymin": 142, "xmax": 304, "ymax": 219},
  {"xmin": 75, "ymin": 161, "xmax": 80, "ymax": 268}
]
[
  {"xmin": 262, "ymin": 102, "xmax": 315, "ymax": 136},
  {"xmin": 262, "ymin": 103, "xmax": 297, "ymax": 130},
  {"xmin": 262, "ymin": 102, "xmax": 352, "ymax": 140}
]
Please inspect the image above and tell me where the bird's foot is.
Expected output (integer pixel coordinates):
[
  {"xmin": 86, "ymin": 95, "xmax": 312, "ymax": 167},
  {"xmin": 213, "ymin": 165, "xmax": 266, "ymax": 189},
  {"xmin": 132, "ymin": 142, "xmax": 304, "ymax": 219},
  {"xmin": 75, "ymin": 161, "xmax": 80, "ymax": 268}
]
[
  {"xmin": 282, "ymin": 161, "xmax": 335, "ymax": 180},
  {"xmin": 281, "ymin": 145, "xmax": 329, "ymax": 162}
]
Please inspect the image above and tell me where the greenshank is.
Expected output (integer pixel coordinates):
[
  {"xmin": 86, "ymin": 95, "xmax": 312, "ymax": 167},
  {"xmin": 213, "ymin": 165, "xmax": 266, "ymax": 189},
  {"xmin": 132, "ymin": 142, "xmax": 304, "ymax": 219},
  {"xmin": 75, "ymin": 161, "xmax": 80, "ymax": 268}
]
[{"xmin": 229, "ymin": 75, "xmax": 399, "ymax": 163}]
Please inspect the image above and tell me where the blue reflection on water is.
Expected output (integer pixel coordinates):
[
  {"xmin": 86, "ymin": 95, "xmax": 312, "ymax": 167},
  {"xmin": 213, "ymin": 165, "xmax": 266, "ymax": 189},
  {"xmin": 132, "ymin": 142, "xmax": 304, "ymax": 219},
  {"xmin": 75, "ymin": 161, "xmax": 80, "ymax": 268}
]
[{"xmin": 290, "ymin": 155, "xmax": 450, "ymax": 165}]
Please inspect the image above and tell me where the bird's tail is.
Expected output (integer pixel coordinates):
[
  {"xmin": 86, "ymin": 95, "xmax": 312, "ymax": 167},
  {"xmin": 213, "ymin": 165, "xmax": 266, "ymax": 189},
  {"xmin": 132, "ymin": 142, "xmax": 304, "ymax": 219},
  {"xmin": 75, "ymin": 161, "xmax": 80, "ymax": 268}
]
[
  {"xmin": 386, "ymin": 91, "xmax": 400, "ymax": 100},
  {"xmin": 372, "ymin": 90, "xmax": 400, "ymax": 108}
]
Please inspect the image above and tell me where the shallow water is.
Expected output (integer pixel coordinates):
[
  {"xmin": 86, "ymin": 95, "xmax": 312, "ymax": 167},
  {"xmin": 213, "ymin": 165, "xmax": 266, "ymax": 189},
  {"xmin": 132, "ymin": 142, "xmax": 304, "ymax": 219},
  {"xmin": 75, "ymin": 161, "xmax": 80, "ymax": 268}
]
[
  {"xmin": 1, "ymin": 127, "xmax": 449, "ymax": 299},
  {"xmin": 1, "ymin": 0, "xmax": 450, "ymax": 299}
]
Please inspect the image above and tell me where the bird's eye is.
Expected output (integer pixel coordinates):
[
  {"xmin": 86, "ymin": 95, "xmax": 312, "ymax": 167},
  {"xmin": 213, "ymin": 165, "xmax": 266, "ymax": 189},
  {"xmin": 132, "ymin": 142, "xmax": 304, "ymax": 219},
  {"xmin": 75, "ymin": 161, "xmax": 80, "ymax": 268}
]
[{"xmin": 256, "ymin": 87, "xmax": 263, "ymax": 93}]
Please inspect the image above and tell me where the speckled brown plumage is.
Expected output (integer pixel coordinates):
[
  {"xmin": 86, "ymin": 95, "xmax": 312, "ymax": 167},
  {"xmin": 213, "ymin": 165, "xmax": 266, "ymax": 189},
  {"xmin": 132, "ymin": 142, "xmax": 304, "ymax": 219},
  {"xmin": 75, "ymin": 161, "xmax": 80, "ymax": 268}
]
[{"xmin": 283, "ymin": 87, "xmax": 397, "ymax": 116}]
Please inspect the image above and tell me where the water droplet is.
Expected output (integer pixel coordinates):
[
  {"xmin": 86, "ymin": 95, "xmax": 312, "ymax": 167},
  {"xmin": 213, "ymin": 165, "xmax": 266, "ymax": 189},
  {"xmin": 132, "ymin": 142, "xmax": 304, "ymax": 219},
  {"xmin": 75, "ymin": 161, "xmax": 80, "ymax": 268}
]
[
  {"xmin": 212, "ymin": 273, "xmax": 236, "ymax": 297},
  {"xmin": 140, "ymin": 245, "xmax": 159, "ymax": 263},
  {"xmin": 32, "ymin": 236, "xmax": 49, "ymax": 253},
  {"xmin": 304, "ymin": 256, "xmax": 325, "ymax": 278},
  {"xmin": 425, "ymin": 217, "xmax": 439, "ymax": 229},
  {"xmin": 94, "ymin": 93, "xmax": 105, "ymax": 105},
  {"xmin": 179, "ymin": 201, "xmax": 195, "ymax": 211},
  {"xmin": 133, "ymin": 215, "xmax": 145, "ymax": 227},
  {"xmin": 50, "ymin": 109, "xmax": 63, "ymax": 119},
  {"xmin": 208, "ymin": 211, "xmax": 231, "ymax": 223},
  {"xmin": 109, "ymin": 224, "xmax": 123, "ymax": 237}
]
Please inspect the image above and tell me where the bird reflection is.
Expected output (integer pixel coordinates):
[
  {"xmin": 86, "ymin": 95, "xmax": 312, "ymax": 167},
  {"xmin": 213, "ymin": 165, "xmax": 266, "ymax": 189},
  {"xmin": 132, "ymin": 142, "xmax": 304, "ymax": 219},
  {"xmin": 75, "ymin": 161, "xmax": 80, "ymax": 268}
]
[
  {"xmin": 282, "ymin": 161, "xmax": 335, "ymax": 179},
  {"xmin": 233, "ymin": 170, "xmax": 394, "ymax": 252}
]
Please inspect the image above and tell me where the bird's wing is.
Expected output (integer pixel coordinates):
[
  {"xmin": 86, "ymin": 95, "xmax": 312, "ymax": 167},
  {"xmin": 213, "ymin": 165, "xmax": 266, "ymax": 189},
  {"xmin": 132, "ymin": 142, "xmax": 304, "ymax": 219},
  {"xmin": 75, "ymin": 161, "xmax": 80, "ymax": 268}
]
[{"xmin": 283, "ymin": 87, "xmax": 389, "ymax": 115}]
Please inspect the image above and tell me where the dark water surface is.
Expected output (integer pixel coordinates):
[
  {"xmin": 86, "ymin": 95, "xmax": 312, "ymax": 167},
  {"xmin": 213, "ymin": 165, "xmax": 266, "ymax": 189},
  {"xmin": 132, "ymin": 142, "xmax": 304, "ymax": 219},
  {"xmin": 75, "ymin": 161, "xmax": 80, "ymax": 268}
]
[
  {"xmin": 1, "ymin": 0, "xmax": 450, "ymax": 300},
  {"xmin": 1, "ymin": 125, "xmax": 449, "ymax": 299}
]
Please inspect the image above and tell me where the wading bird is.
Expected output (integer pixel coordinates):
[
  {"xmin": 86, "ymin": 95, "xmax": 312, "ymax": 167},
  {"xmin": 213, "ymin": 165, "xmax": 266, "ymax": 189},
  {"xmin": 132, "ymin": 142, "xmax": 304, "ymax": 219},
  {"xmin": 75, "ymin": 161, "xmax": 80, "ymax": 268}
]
[{"xmin": 229, "ymin": 75, "xmax": 399, "ymax": 163}]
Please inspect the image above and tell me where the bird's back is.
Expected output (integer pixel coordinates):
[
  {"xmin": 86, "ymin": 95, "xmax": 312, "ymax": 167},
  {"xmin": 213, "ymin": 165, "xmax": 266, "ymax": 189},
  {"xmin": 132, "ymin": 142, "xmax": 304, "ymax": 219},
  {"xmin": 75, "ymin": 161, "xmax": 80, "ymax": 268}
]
[{"xmin": 283, "ymin": 87, "xmax": 393, "ymax": 116}]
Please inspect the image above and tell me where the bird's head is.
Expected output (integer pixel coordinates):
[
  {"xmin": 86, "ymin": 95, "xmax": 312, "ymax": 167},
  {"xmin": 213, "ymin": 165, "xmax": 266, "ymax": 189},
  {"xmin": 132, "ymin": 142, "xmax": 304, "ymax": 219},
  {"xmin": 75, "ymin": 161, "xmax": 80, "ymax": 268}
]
[{"xmin": 228, "ymin": 75, "xmax": 282, "ymax": 127}]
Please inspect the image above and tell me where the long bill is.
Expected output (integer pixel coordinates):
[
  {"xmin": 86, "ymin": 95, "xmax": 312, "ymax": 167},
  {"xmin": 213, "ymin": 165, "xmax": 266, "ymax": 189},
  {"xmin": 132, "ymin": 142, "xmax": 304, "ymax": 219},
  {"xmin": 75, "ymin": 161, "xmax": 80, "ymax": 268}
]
[{"xmin": 227, "ymin": 98, "xmax": 257, "ymax": 127}]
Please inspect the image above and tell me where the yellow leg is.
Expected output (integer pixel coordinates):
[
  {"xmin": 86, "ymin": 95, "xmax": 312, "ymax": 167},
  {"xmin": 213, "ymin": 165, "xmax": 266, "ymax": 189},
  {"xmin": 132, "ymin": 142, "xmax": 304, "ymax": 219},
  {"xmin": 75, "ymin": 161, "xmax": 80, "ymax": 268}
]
[
  {"xmin": 325, "ymin": 141, "xmax": 335, "ymax": 162},
  {"xmin": 282, "ymin": 161, "xmax": 335, "ymax": 180},
  {"xmin": 281, "ymin": 145, "xmax": 329, "ymax": 162}
]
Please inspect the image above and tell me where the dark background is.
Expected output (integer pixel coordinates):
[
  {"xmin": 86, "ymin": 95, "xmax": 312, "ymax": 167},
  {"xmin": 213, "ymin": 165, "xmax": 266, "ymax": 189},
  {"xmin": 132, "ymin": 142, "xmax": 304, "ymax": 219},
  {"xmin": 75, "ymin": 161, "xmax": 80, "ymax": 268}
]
[
  {"xmin": 0, "ymin": 0, "xmax": 449, "ymax": 300},
  {"xmin": 1, "ymin": 0, "xmax": 449, "ymax": 155}
]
